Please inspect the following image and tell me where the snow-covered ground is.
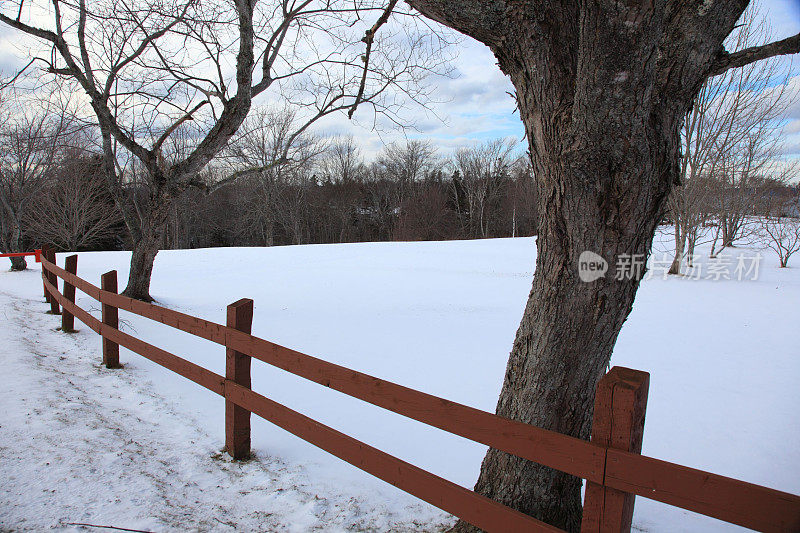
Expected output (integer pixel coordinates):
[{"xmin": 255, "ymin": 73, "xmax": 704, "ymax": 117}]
[{"xmin": 1, "ymin": 230, "xmax": 798, "ymax": 532}]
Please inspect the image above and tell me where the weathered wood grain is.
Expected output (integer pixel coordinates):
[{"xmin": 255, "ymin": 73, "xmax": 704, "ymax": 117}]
[
  {"xmin": 101, "ymin": 271, "xmax": 121, "ymax": 369},
  {"xmin": 581, "ymin": 367, "xmax": 649, "ymax": 533},
  {"xmin": 60, "ymin": 255, "xmax": 78, "ymax": 332},
  {"xmin": 225, "ymin": 298, "xmax": 253, "ymax": 460}
]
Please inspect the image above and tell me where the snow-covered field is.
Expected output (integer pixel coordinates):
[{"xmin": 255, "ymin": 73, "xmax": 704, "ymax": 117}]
[{"xmin": 1, "ymin": 231, "xmax": 798, "ymax": 532}]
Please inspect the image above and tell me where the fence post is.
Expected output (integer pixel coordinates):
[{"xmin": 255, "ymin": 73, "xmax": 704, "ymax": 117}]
[
  {"xmin": 45, "ymin": 248, "xmax": 61, "ymax": 315},
  {"xmin": 60, "ymin": 254, "xmax": 78, "ymax": 332},
  {"xmin": 225, "ymin": 298, "xmax": 253, "ymax": 460},
  {"xmin": 42, "ymin": 245, "xmax": 51, "ymax": 303},
  {"xmin": 101, "ymin": 270, "xmax": 122, "ymax": 369},
  {"xmin": 581, "ymin": 366, "xmax": 649, "ymax": 533}
]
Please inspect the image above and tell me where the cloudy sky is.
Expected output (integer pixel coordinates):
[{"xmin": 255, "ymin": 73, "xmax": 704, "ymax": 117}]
[
  {"xmin": 1, "ymin": 1, "xmax": 799, "ymax": 162},
  {"xmin": 326, "ymin": 0, "xmax": 800, "ymax": 161}
]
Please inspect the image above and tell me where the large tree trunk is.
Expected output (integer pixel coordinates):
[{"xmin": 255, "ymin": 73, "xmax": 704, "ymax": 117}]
[
  {"xmin": 405, "ymin": 1, "xmax": 754, "ymax": 531},
  {"xmin": 122, "ymin": 200, "xmax": 171, "ymax": 302},
  {"xmin": 468, "ymin": 249, "xmax": 654, "ymax": 530},
  {"xmin": 9, "ymin": 255, "xmax": 27, "ymax": 271},
  {"xmin": 456, "ymin": 41, "xmax": 678, "ymax": 532},
  {"xmin": 9, "ymin": 224, "xmax": 27, "ymax": 271},
  {"xmin": 124, "ymin": 232, "xmax": 160, "ymax": 302}
]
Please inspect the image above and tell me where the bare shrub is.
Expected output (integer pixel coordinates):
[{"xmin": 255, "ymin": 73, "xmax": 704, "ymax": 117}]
[{"xmin": 757, "ymin": 216, "xmax": 800, "ymax": 267}]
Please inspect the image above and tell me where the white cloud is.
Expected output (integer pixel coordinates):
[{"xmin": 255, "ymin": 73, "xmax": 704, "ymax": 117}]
[{"xmin": 307, "ymin": 1, "xmax": 800, "ymax": 161}]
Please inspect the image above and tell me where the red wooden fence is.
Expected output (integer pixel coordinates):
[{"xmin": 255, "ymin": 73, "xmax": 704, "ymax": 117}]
[
  {"xmin": 35, "ymin": 253, "xmax": 800, "ymax": 532},
  {"xmin": 0, "ymin": 249, "xmax": 41, "ymax": 262}
]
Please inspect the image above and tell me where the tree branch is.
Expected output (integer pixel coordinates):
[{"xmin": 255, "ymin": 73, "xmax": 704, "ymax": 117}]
[
  {"xmin": 152, "ymin": 100, "xmax": 208, "ymax": 152},
  {"xmin": 77, "ymin": 0, "xmax": 96, "ymax": 89},
  {"xmin": 204, "ymin": 158, "xmax": 290, "ymax": 194},
  {"xmin": 169, "ymin": 0, "xmax": 256, "ymax": 182},
  {"xmin": 0, "ymin": 58, "xmax": 35, "ymax": 90},
  {"xmin": 103, "ymin": 1, "xmax": 195, "ymax": 98},
  {"xmin": 709, "ymin": 32, "xmax": 800, "ymax": 77},
  {"xmin": 406, "ymin": 0, "xmax": 506, "ymax": 47},
  {"xmin": 0, "ymin": 12, "xmax": 59, "ymax": 43},
  {"xmin": 348, "ymin": 0, "xmax": 398, "ymax": 119}
]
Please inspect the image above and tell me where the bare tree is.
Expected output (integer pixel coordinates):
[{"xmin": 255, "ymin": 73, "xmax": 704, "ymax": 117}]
[
  {"xmin": 24, "ymin": 153, "xmax": 122, "ymax": 251},
  {"xmin": 278, "ymin": 176, "xmax": 315, "ymax": 244},
  {"xmin": 669, "ymin": 7, "xmax": 794, "ymax": 272},
  {"xmin": 394, "ymin": 182, "xmax": 456, "ymax": 240},
  {"xmin": 315, "ymin": 136, "xmax": 367, "ymax": 241},
  {"xmin": 0, "ymin": 87, "xmax": 76, "ymax": 270},
  {"xmin": 504, "ymin": 156, "xmax": 537, "ymax": 238},
  {"xmin": 362, "ymin": 163, "xmax": 400, "ymax": 240},
  {"xmin": 319, "ymin": 136, "xmax": 367, "ymax": 183},
  {"xmin": 403, "ymin": 0, "xmax": 800, "ymax": 529},
  {"xmin": 222, "ymin": 107, "xmax": 324, "ymax": 246},
  {"xmin": 452, "ymin": 138, "xmax": 517, "ymax": 238},
  {"xmin": 712, "ymin": 120, "xmax": 791, "ymax": 252},
  {"xmin": 700, "ymin": 8, "xmax": 795, "ymax": 256},
  {"xmin": 1, "ymin": 0, "xmax": 449, "ymax": 300},
  {"xmin": 378, "ymin": 138, "xmax": 441, "ymax": 205},
  {"xmin": 757, "ymin": 215, "xmax": 800, "ymax": 267},
  {"xmin": 668, "ymin": 78, "xmax": 729, "ymax": 274}
]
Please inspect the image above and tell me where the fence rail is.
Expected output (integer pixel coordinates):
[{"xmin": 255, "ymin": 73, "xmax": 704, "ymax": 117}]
[
  {"xmin": 0, "ymin": 249, "xmax": 41, "ymax": 262},
  {"xmin": 35, "ymin": 249, "xmax": 800, "ymax": 532}
]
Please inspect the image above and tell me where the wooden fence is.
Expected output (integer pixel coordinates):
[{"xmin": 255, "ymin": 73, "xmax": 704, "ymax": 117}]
[
  {"xmin": 0, "ymin": 249, "xmax": 41, "ymax": 262},
  {"xmin": 35, "ymin": 248, "xmax": 800, "ymax": 532}
]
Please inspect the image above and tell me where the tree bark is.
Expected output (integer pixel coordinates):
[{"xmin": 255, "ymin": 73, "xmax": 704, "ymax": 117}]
[
  {"xmin": 669, "ymin": 220, "xmax": 685, "ymax": 275},
  {"xmin": 9, "ymin": 255, "xmax": 27, "ymax": 270},
  {"xmin": 687, "ymin": 228, "xmax": 699, "ymax": 266},
  {"xmin": 458, "ymin": 26, "xmax": 679, "ymax": 529},
  {"xmin": 8, "ymin": 224, "xmax": 27, "ymax": 271},
  {"xmin": 404, "ymin": 1, "xmax": 765, "ymax": 530},
  {"xmin": 122, "ymin": 198, "xmax": 171, "ymax": 302},
  {"xmin": 124, "ymin": 234, "xmax": 160, "ymax": 302}
]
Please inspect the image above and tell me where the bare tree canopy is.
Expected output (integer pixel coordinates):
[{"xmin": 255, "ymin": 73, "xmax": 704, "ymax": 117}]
[
  {"xmin": 668, "ymin": 7, "xmax": 796, "ymax": 274},
  {"xmin": 0, "ymin": 86, "xmax": 83, "ymax": 270},
  {"xmin": 24, "ymin": 153, "xmax": 123, "ymax": 251},
  {"xmin": 0, "ymin": 0, "xmax": 452, "ymax": 299},
  {"xmin": 451, "ymin": 138, "xmax": 517, "ymax": 239},
  {"xmin": 756, "ymin": 215, "xmax": 800, "ymax": 267}
]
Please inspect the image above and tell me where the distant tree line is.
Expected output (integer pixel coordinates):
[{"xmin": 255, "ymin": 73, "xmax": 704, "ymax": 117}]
[
  {"xmin": 1, "ymin": 84, "xmax": 797, "ymax": 269},
  {"xmin": 4, "ymin": 115, "xmax": 797, "ymax": 265},
  {"xmin": 170, "ymin": 134, "xmax": 540, "ymax": 248},
  {"xmin": 0, "ymin": 105, "xmax": 540, "ymax": 258},
  {"xmin": 2, "ymin": 90, "xmax": 798, "ymax": 271}
]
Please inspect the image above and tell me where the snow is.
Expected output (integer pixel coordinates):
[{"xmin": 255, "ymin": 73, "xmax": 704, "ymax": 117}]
[{"xmin": 1, "ymin": 231, "xmax": 798, "ymax": 532}]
